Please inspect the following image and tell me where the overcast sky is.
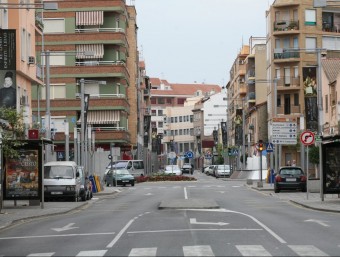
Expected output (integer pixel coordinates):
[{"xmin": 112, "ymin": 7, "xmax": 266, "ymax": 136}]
[{"xmin": 134, "ymin": 0, "xmax": 273, "ymax": 86}]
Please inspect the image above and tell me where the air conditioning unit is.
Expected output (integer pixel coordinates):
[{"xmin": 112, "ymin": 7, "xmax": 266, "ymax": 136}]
[
  {"xmin": 28, "ymin": 56, "xmax": 35, "ymax": 64},
  {"xmin": 20, "ymin": 95, "xmax": 28, "ymax": 105}
]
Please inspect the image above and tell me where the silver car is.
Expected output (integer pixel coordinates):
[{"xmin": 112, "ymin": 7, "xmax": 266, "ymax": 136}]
[{"xmin": 214, "ymin": 165, "xmax": 231, "ymax": 178}]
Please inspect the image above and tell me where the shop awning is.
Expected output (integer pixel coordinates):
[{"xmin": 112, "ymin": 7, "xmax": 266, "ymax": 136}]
[
  {"xmin": 79, "ymin": 110, "xmax": 120, "ymax": 124},
  {"xmin": 76, "ymin": 44, "xmax": 104, "ymax": 59},
  {"xmin": 76, "ymin": 11, "xmax": 104, "ymax": 26}
]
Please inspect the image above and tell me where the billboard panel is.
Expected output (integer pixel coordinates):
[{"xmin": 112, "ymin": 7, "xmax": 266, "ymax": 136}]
[
  {"xmin": 323, "ymin": 139, "xmax": 340, "ymax": 194},
  {"xmin": 0, "ymin": 29, "xmax": 16, "ymax": 109},
  {"xmin": 303, "ymin": 67, "xmax": 318, "ymax": 132},
  {"xmin": 4, "ymin": 142, "xmax": 42, "ymax": 200}
]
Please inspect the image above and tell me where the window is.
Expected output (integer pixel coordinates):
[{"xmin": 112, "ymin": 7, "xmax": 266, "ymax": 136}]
[
  {"xmin": 21, "ymin": 28, "xmax": 26, "ymax": 61},
  {"xmin": 331, "ymin": 85, "xmax": 336, "ymax": 105},
  {"xmin": 43, "ymin": 18, "xmax": 65, "ymax": 33},
  {"xmin": 177, "ymin": 98, "xmax": 185, "ymax": 105},
  {"xmin": 158, "ymin": 109, "xmax": 163, "ymax": 116},
  {"xmin": 305, "ymin": 9, "xmax": 316, "ymax": 26},
  {"xmin": 151, "ymin": 98, "xmax": 156, "ymax": 104},
  {"xmin": 41, "ymin": 52, "xmax": 66, "ymax": 66},
  {"xmin": 190, "ymin": 115, "xmax": 193, "ymax": 122},
  {"xmin": 179, "ymin": 116, "xmax": 183, "ymax": 122},
  {"xmin": 167, "ymin": 98, "xmax": 172, "ymax": 104},
  {"xmin": 41, "ymin": 84, "xmax": 66, "ymax": 99},
  {"xmin": 158, "ymin": 98, "xmax": 164, "ymax": 104},
  {"xmin": 27, "ymin": 33, "xmax": 31, "ymax": 61},
  {"xmin": 277, "ymin": 95, "xmax": 281, "ymax": 107},
  {"xmin": 284, "ymin": 67, "xmax": 291, "ymax": 86},
  {"xmin": 294, "ymin": 93, "xmax": 299, "ymax": 106},
  {"xmin": 158, "ymin": 121, "xmax": 163, "ymax": 128},
  {"xmin": 175, "ymin": 117, "xmax": 178, "ymax": 123},
  {"xmin": 306, "ymin": 37, "xmax": 317, "ymax": 52},
  {"xmin": 151, "ymin": 110, "xmax": 156, "ymax": 116}
]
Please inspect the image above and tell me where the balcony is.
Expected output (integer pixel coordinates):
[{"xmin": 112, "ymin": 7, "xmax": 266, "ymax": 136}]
[
  {"xmin": 276, "ymin": 76, "xmax": 300, "ymax": 90},
  {"xmin": 274, "ymin": 50, "xmax": 300, "ymax": 63},
  {"xmin": 247, "ymin": 92, "xmax": 255, "ymax": 102},
  {"xmin": 277, "ymin": 104, "xmax": 301, "ymax": 115},
  {"xmin": 322, "ymin": 12, "xmax": 340, "ymax": 33},
  {"xmin": 273, "ymin": 20, "xmax": 299, "ymax": 33}
]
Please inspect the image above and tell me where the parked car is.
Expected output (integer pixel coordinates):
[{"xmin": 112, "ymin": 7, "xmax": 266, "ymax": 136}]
[
  {"xmin": 164, "ymin": 165, "xmax": 182, "ymax": 176},
  {"xmin": 274, "ymin": 166, "xmax": 307, "ymax": 193},
  {"xmin": 181, "ymin": 163, "xmax": 193, "ymax": 174},
  {"xmin": 44, "ymin": 161, "xmax": 83, "ymax": 202},
  {"xmin": 214, "ymin": 165, "xmax": 231, "ymax": 178},
  {"xmin": 105, "ymin": 169, "xmax": 135, "ymax": 187},
  {"xmin": 206, "ymin": 165, "xmax": 216, "ymax": 176}
]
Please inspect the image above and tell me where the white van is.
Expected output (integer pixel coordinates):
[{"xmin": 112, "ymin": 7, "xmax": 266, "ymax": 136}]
[
  {"xmin": 44, "ymin": 161, "xmax": 84, "ymax": 202},
  {"xmin": 105, "ymin": 160, "xmax": 145, "ymax": 177}
]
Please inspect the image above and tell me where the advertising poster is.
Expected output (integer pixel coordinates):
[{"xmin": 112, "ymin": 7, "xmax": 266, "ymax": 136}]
[
  {"xmin": 235, "ymin": 109, "xmax": 243, "ymax": 146},
  {"xmin": 4, "ymin": 142, "xmax": 42, "ymax": 200},
  {"xmin": 303, "ymin": 67, "xmax": 318, "ymax": 132},
  {"xmin": 0, "ymin": 29, "xmax": 17, "ymax": 109},
  {"xmin": 323, "ymin": 140, "xmax": 340, "ymax": 194}
]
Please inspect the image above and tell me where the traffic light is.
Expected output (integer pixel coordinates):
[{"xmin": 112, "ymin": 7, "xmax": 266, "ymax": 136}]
[
  {"xmin": 228, "ymin": 148, "xmax": 231, "ymax": 156},
  {"xmin": 258, "ymin": 140, "xmax": 264, "ymax": 152},
  {"xmin": 170, "ymin": 139, "xmax": 174, "ymax": 151}
]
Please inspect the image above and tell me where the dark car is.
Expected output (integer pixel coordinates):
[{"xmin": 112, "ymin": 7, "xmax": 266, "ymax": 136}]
[
  {"xmin": 181, "ymin": 163, "xmax": 193, "ymax": 174},
  {"xmin": 105, "ymin": 169, "xmax": 135, "ymax": 187},
  {"xmin": 274, "ymin": 166, "xmax": 307, "ymax": 193}
]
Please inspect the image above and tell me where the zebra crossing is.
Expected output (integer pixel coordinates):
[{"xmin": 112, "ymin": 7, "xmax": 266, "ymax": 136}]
[{"xmin": 25, "ymin": 244, "xmax": 330, "ymax": 256}]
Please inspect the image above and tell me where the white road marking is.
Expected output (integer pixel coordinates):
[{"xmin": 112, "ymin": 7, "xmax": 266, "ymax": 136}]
[
  {"xmin": 190, "ymin": 218, "xmax": 229, "ymax": 226},
  {"xmin": 51, "ymin": 223, "xmax": 78, "ymax": 232},
  {"xmin": 76, "ymin": 250, "xmax": 107, "ymax": 256},
  {"xmin": 106, "ymin": 217, "xmax": 137, "ymax": 248},
  {"xmin": 127, "ymin": 228, "xmax": 262, "ymax": 234},
  {"xmin": 182, "ymin": 208, "xmax": 286, "ymax": 244},
  {"xmin": 183, "ymin": 245, "xmax": 214, "ymax": 256},
  {"xmin": 128, "ymin": 247, "xmax": 157, "ymax": 256},
  {"xmin": 304, "ymin": 219, "xmax": 329, "ymax": 227},
  {"xmin": 0, "ymin": 232, "xmax": 115, "ymax": 240},
  {"xmin": 184, "ymin": 187, "xmax": 188, "ymax": 199},
  {"xmin": 27, "ymin": 253, "xmax": 55, "ymax": 257},
  {"xmin": 236, "ymin": 245, "xmax": 271, "ymax": 256},
  {"xmin": 288, "ymin": 245, "xmax": 328, "ymax": 256},
  {"xmin": 144, "ymin": 193, "xmax": 153, "ymax": 196}
]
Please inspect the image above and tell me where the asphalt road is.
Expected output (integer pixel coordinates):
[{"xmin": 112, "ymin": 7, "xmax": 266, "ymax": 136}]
[{"xmin": 0, "ymin": 172, "xmax": 340, "ymax": 256}]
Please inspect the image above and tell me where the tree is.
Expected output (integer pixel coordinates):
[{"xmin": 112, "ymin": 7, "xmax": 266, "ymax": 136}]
[
  {"xmin": 0, "ymin": 107, "xmax": 26, "ymax": 158},
  {"xmin": 309, "ymin": 146, "xmax": 319, "ymax": 178}
]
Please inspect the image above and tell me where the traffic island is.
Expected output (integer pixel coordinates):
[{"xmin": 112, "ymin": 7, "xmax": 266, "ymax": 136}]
[{"xmin": 158, "ymin": 199, "xmax": 220, "ymax": 209}]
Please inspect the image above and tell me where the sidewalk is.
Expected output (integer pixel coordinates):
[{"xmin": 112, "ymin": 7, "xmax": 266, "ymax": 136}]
[
  {"xmin": 1, "ymin": 183, "xmax": 340, "ymax": 232},
  {"xmin": 0, "ymin": 186, "xmax": 120, "ymax": 231},
  {"xmin": 248, "ymin": 181, "xmax": 340, "ymax": 213}
]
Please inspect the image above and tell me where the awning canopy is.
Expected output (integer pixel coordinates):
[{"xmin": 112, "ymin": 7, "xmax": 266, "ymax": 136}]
[
  {"xmin": 76, "ymin": 44, "xmax": 104, "ymax": 59},
  {"xmin": 79, "ymin": 110, "xmax": 120, "ymax": 124},
  {"xmin": 76, "ymin": 11, "xmax": 104, "ymax": 26}
]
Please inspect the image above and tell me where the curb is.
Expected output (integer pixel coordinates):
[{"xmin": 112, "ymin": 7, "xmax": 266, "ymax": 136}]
[{"xmin": 290, "ymin": 200, "xmax": 340, "ymax": 213}]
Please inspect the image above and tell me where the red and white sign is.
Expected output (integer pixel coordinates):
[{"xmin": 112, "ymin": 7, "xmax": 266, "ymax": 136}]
[{"xmin": 300, "ymin": 131, "xmax": 315, "ymax": 146}]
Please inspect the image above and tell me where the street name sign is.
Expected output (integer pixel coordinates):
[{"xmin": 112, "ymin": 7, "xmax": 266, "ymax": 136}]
[{"xmin": 271, "ymin": 118, "xmax": 297, "ymax": 145}]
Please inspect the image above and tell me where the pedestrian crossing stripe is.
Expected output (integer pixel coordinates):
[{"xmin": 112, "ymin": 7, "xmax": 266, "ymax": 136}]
[{"xmin": 25, "ymin": 244, "xmax": 329, "ymax": 257}]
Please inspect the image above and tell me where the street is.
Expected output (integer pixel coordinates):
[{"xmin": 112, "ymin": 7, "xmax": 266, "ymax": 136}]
[{"xmin": 0, "ymin": 172, "xmax": 340, "ymax": 256}]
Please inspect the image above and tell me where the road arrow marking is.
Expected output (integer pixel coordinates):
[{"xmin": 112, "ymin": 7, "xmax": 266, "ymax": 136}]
[
  {"xmin": 304, "ymin": 219, "xmax": 329, "ymax": 227},
  {"xmin": 144, "ymin": 193, "xmax": 153, "ymax": 196},
  {"xmin": 51, "ymin": 223, "xmax": 79, "ymax": 232},
  {"xmin": 217, "ymin": 191, "xmax": 225, "ymax": 194},
  {"xmin": 190, "ymin": 218, "xmax": 228, "ymax": 226}
]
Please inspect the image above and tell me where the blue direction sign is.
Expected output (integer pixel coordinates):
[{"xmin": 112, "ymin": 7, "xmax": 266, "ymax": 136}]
[
  {"xmin": 266, "ymin": 143, "xmax": 274, "ymax": 152},
  {"xmin": 186, "ymin": 151, "xmax": 194, "ymax": 159}
]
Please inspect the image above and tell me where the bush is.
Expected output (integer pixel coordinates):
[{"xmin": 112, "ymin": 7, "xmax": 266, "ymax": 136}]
[{"xmin": 136, "ymin": 173, "xmax": 196, "ymax": 183}]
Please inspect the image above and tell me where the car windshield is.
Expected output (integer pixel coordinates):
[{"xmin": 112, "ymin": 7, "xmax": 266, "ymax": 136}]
[
  {"xmin": 165, "ymin": 165, "xmax": 180, "ymax": 171},
  {"xmin": 106, "ymin": 161, "xmax": 128, "ymax": 170},
  {"xmin": 44, "ymin": 166, "xmax": 74, "ymax": 179},
  {"xmin": 280, "ymin": 168, "xmax": 303, "ymax": 175},
  {"xmin": 109, "ymin": 169, "xmax": 130, "ymax": 175},
  {"xmin": 218, "ymin": 165, "xmax": 230, "ymax": 170}
]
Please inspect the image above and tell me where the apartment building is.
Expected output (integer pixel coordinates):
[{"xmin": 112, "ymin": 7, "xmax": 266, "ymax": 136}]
[
  {"xmin": 0, "ymin": 1, "xmax": 42, "ymax": 128},
  {"xmin": 149, "ymin": 78, "xmax": 220, "ymax": 169},
  {"xmin": 31, "ymin": 0, "xmax": 139, "ymax": 162}
]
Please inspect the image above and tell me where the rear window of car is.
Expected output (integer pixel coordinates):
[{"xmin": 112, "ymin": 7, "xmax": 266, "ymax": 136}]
[{"xmin": 280, "ymin": 168, "xmax": 303, "ymax": 175}]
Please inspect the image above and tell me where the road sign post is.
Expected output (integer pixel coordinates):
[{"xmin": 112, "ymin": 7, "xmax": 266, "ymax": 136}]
[{"xmin": 300, "ymin": 131, "xmax": 315, "ymax": 200}]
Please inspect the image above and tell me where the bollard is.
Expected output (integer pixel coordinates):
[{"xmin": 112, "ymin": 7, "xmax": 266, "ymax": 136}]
[
  {"xmin": 246, "ymin": 179, "xmax": 253, "ymax": 185},
  {"xmin": 257, "ymin": 181, "xmax": 263, "ymax": 188}
]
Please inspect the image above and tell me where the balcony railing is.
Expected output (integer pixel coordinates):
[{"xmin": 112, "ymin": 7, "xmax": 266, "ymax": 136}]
[
  {"xmin": 274, "ymin": 50, "xmax": 300, "ymax": 60},
  {"xmin": 274, "ymin": 20, "xmax": 299, "ymax": 32},
  {"xmin": 277, "ymin": 104, "xmax": 301, "ymax": 115},
  {"xmin": 89, "ymin": 94, "xmax": 126, "ymax": 98},
  {"xmin": 276, "ymin": 76, "xmax": 300, "ymax": 89},
  {"xmin": 75, "ymin": 28, "xmax": 125, "ymax": 33},
  {"xmin": 75, "ymin": 60, "xmax": 125, "ymax": 66}
]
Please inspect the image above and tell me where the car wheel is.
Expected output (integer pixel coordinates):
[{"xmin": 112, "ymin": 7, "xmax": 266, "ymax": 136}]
[
  {"xmin": 302, "ymin": 186, "xmax": 307, "ymax": 192},
  {"xmin": 131, "ymin": 181, "xmax": 135, "ymax": 186},
  {"xmin": 274, "ymin": 185, "xmax": 280, "ymax": 193},
  {"xmin": 81, "ymin": 193, "xmax": 86, "ymax": 202}
]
